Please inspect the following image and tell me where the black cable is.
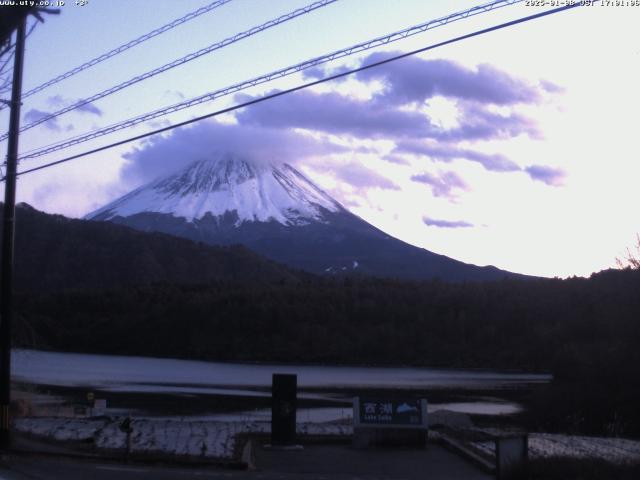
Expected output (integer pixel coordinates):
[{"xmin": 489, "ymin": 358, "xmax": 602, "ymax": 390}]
[
  {"xmin": 0, "ymin": 43, "xmax": 14, "ymax": 59},
  {"xmin": 0, "ymin": 21, "xmax": 38, "ymax": 94},
  {"xmin": 7, "ymin": 3, "xmax": 580, "ymax": 181},
  {"xmin": 16, "ymin": 0, "xmax": 524, "ymax": 161},
  {"xmin": 0, "ymin": 0, "xmax": 338, "ymax": 140},
  {"xmin": 0, "ymin": 0, "xmax": 233, "ymax": 112}
]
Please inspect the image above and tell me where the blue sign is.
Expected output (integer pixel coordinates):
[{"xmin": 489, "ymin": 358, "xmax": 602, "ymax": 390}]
[{"xmin": 358, "ymin": 398, "xmax": 423, "ymax": 426}]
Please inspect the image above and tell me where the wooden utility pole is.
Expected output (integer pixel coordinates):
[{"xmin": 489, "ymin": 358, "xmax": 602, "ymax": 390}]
[{"xmin": 0, "ymin": 17, "xmax": 26, "ymax": 450}]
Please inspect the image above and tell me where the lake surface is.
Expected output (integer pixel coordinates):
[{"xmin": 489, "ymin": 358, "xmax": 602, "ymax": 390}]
[
  {"xmin": 12, "ymin": 349, "xmax": 550, "ymax": 418},
  {"xmin": 172, "ymin": 401, "xmax": 524, "ymax": 423},
  {"xmin": 13, "ymin": 349, "xmax": 549, "ymax": 391}
]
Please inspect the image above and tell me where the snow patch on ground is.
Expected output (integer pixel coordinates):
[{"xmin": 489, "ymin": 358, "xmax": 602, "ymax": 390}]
[
  {"xmin": 14, "ymin": 417, "xmax": 352, "ymax": 460},
  {"xmin": 15, "ymin": 417, "xmax": 110, "ymax": 442},
  {"xmin": 472, "ymin": 434, "xmax": 640, "ymax": 465},
  {"xmin": 17, "ymin": 416, "xmax": 640, "ymax": 464}
]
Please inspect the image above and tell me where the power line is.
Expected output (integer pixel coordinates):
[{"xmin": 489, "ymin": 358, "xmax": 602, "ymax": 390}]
[
  {"xmin": 18, "ymin": 0, "xmax": 524, "ymax": 161},
  {"xmin": 0, "ymin": 48, "xmax": 15, "ymax": 77},
  {"xmin": 0, "ymin": 76, "xmax": 12, "ymax": 95},
  {"xmin": 0, "ymin": 43, "xmax": 16, "ymax": 63},
  {"xmin": 0, "ymin": 56, "xmax": 15, "ymax": 95},
  {"xmin": 0, "ymin": 42, "xmax": 14, "ymax": 59},
  {"xmin": 0, "ymin": 0, "xmax": 338, "ymax": 141},
  {"xmin": 0, "ymin": 21, "xmax": 37, "ymax": 96},
  {"xmin": 8, "ymin": 3, "xmax": 581, "ymax": 181},
  {"xmin": 0, "ymin": 0, "xmax": 233, "ymax": 112}
]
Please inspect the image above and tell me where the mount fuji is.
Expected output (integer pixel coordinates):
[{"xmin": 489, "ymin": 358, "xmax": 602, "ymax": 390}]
[{"xmin": 87, "ymin": 155, "xmax": 518, "ymax": 281}]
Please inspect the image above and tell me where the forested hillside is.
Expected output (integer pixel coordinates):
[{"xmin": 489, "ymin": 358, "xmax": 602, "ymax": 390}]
[
  {"xmin": 7, "ymin": 203, "xmax": 302, "ymax": 291},
  {"xmin": 16, "ymin": 270, "xmax": 639, "ymax": 373},
  {"xmin": 7, "ymin": 203, "xmax": 640, "ymax": 435}
]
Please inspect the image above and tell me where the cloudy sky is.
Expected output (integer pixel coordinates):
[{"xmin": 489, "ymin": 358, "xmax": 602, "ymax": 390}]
[{"xmin": 1, "ymin": 0, "xmax": 639, "ymax": 278}]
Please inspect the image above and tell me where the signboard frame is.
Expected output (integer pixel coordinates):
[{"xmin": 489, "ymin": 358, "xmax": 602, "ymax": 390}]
[{"xmin": 353, "ymin": 397, "xmax": 428, "ymax": 430}]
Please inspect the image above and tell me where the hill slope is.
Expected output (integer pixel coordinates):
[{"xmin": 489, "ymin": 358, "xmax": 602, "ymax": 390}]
[{"xmin": 4, "ymin": 203, "xmax": 301, "ymax": 292}]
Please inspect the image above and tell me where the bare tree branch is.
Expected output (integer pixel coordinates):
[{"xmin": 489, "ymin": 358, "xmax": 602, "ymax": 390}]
[{"xmin": 616, "ymin": 234, "xmax": 640, "ymax": 270}]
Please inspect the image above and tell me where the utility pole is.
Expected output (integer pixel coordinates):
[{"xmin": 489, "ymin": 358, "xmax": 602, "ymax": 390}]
[{"xmin": 0, "ymin": 18, "xmax": 26, "ymax": 450}]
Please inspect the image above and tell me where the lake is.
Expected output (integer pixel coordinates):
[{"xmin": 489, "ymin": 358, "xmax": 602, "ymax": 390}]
[{"xmin": 12, "ymin": 349, "xmax": 550, "ymax": 419}]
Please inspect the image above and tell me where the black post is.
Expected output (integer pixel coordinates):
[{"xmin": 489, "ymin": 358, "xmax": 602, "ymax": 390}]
[
  {"xmin": 271, "ymin": 374, "xmax": 297, "ymax": 446},
  {"xmin": 0, "ymin": 18, "xmax": 26, "ymax": 450}
]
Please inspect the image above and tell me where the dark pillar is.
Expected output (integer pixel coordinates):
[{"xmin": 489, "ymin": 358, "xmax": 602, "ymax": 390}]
[
  {"xmin": 0, "ymin": 18, "xmax": 27, "ymax": 450},
  {"xmin": 271, "ymin": 373, "xmax": 297, "ymax": 445}
]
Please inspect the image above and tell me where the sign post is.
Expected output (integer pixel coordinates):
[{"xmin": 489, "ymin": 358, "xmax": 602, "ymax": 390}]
[
  {"xmin": 496, "ymin": 434, "xmax": 528, "ymax": 480},
  {"xmin": 271, "ymin": 374, "xmax": 297, "ymax": 446}
]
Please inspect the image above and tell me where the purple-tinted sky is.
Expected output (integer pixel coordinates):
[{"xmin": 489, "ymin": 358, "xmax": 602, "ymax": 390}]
[{"xmin": 1, "ymin": 0, "xmax": 639, "ymax": 277}]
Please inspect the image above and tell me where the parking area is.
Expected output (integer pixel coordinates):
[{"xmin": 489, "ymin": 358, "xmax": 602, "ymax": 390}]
[{"xmin": 253, "ymin": 443, "xmax": 493, "ymax": 480}]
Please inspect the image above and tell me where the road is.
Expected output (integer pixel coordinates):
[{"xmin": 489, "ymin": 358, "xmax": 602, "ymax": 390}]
[
  {"xmin": 1, "ymin": 456, "xmax": 244, "ymax": 479},
  {"xmin": 0, "ymin": 444, "xmax": 493, "ymax": 480}
]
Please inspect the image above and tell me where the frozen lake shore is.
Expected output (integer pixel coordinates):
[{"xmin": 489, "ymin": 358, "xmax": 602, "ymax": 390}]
[
  {"xmin": 12, "ymin": 349, "xmax": 548, "ymax": 419},
  {"xmin": 12, "ymin": 349, "xmax": 550, "ymax": 392}
]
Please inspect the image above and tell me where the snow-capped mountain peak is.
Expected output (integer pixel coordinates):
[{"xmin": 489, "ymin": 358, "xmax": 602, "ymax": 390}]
[
  {"xmin": 87, "ymin": 155, "xmax": 342, "ymax": 226},
  {"xmin": 87, "ymin": 153, "xmax": 520, "ymax": 282}
]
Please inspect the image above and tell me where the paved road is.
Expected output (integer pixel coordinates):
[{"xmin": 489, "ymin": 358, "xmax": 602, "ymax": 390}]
[
  {"xmin": 0, "ymin": 444, "xmax": 492, "ymax": 479},
  {"xmin": 3, "ymin": 456, "xmax": 240, "ymax": 480},
  {"xmin": 255, "ymin": 444, "xmax": 493, "ymax": 480}
]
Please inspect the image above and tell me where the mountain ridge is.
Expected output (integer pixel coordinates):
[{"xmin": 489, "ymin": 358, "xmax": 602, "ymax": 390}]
[
  {"xmin": 5, "ymin": 202, "xmax": 302, "ymax": 292},
  {"xmin": 88, "ymin": 156, "xmax": 525, "ymax": 282}
]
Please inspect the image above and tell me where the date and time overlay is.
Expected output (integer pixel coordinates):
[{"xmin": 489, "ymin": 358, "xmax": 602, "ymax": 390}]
[{"xmin": 1, "ymin": 0, "xmax": 640, "ymax": 9}]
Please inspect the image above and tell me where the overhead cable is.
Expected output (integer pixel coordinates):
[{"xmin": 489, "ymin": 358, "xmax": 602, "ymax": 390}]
[
  {"xmin": 0, "ymin": 21, "xmax": 38, "ymax": 96},
  {"xmin": 0, "ymin": 0, "xmax": 338, "ymax": 140},
  {"xmin": 19, "ymin": 0, "xmax": 524, "ymax": 160},
  {"xmin": 0, "ymin": 0, "xmax": 234, "ymax": 112},
  {"xmin": 8, "ymin": 3, "xmax": 581, "ymax": 180}
]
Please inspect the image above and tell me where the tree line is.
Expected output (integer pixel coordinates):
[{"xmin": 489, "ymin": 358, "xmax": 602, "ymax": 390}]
[{"xmin": 13, "ymin": 268, "xmax": 640, "ymax": 436}]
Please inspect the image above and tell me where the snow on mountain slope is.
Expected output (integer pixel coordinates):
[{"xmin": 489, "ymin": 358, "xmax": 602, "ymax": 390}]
[
  {"xmin": 87, "ymin": 155, "xmax": 342, "ymax": 225},
  {"xmin": 87, "ymin": 154, "xmax": 522, "ymax": 281}
]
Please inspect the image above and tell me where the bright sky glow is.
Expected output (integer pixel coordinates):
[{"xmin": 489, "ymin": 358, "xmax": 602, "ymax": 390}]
[{"xmin": 1, "ymin": 0, "xmax": 639, "ymax": 278}]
